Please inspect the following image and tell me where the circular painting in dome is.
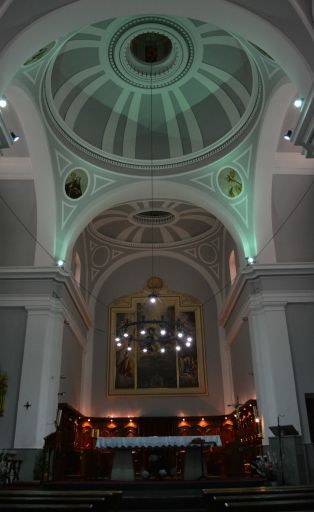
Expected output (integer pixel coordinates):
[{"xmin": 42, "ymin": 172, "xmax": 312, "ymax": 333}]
[
  {"xmin": 64, "ymin": 169, "xmax": 88, "ymax": 199},
  {"xmin": 218, "ymin": 167, "xmax": 243, "ymax": 198},
  {"xmin": 23, "ymin": 41, "xmax": 55, "ymax": 66}
]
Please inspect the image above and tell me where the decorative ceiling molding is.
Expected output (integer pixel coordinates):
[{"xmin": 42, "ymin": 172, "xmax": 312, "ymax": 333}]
[
  {"xmin": 91, "ymin": 174, "xmax": 115, "ymax": 195},
  {"xmin": 191, "ymin": 171, "xmax": 216, "ymax": 192},
  {"xmin": 61, "ymin": 201, "xmax": 77, "ymax": 229},
  {"xmin": 232, "ymin": 145, "xmax": 252, "ymax": 179},
  {"xmin": 55, "ymin": 149, "xmax": 72, "ymax": 177},
  {"xmin": 230, "ymin": 196, "xmax": 249, "ymax": 227}
]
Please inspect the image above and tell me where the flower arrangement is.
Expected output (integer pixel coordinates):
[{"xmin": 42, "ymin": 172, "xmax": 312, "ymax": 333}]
[
  {"xmin": 0, "ymin": 373, "xmax": 8, "ymax": 416},
  {"xmin": 251, "ymin": 455, "xmax": 278, "ymax": 483}
]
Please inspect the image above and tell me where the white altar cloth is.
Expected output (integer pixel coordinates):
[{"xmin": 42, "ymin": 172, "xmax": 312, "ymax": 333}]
[{"xmin": 96, "ymin": 435, "xmax": 221, "ymax": 449}]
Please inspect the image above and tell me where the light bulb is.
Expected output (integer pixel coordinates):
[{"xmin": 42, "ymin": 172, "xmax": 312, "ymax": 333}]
[
  {"xmin": 176, "ymin": 345, "xmax": 181, "ymax": 351},
  {"xmin": 127, "ymin": 346, "xmax": 132, "ymax": 351},
  {"xmin": 177, "ymin": 332, "xmax": 183, "ymax": 338},
  {"xmin": 0, "ymin": 98, "xmax": 7, "ymax": 108},
  {"xmin": 160, "ymin": 347, "xmax": 165, "ymax": 353},
  {"xmin": 293, "ymin": 98, "xmax": 303, "ymax": 108},
  {"xmin": 187, "ymin": 336, "xmax": 192, "ymax": 342},
  {"xmin": 123, "ymin": 332, "xmax": 129, "ymax": 338},
  {"xmin": 115, "ymin": 336, "xmax": 120, "ymax": 342},
  {"xmin": 143, "ymin": 347, "xmax": 148, "ymax": 353},
  {"xmin": 140, "ymin": 328, "xmax": 146, "ymax": 335},
  {"xmin": 117, "ymin": 342, "xmax": 122, "ymax": 347},
  {"xmin": 149, "ymin": 295, "xmax": 156, "ymax": 304},
  {"xmin": 160, "ymin": 328, "xmax": 166, "ymax": 336},
  {"xmin": 185, "ymin": 342, "xmax": 191, "ymax": 347}
]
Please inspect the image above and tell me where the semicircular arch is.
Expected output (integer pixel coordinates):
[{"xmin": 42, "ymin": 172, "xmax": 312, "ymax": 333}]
[
  {"xmin": 0, "ymin": 0, "xmax": 311, "ymax": 96},
  {"xmin": 62, "ymin": 179, "xmax": 247, "ymax": 267}
]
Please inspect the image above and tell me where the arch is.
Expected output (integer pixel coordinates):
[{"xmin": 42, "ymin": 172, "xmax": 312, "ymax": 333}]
[
  {"xmin": 6, "ymin": 82, "xmax": 57, "ymax": 265},
  {"xmin": 253, "ymin": 81, "xmax": 297, "ymax": 264},
  {"xmin": 62, "ymin": 180, "xmax": 248, "ymax": 269},
  {"xmin": 89, "ymin": 249, "xmax": 223, "ymax": 312},
  {"xmin": 0, "ymin": 0, "xmax": 311, "ymax": 97}
]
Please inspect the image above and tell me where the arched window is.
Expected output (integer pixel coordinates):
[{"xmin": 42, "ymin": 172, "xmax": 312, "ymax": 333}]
[
  {"xmin": 229, "ymin": 249, "xmax": 237, "ymax": 285},
  {"xmin": 74, "ymin": 251, "xmax": 81, "ymax": 286}
]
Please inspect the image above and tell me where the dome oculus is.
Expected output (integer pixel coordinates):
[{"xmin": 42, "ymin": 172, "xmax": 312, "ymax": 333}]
[{"xmin": 130, "ymin": 33, "xmax": 173, "ymax": 63}]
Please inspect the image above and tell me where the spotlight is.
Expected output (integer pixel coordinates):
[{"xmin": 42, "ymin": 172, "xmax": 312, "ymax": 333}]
[
  {"xmin": 293, "ymin": 98, "xmax": 304, "ymax": 108},
  {"xmin": 283, "ymin": 130, "xmax": 292, "ymax": 141},
  {"xmin": 56, "ymin": 259, "xmax": 65, "ymax": 267},
  {"xmin": 0, "ymin": 98, "xmax": 7, "ymax": 108},
  {"xmin": 246, "ymin": 256, "xmax": 255, "ymax": 265},
  {"xmin": 10, "ymin": 131, "xmax": 20, "ymax": 143}
]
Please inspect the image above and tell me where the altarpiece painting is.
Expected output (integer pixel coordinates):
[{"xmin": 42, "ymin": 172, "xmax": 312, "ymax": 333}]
[{"xmin": 108, "ymin": 280, "xmax": 207, "ymax": 395}]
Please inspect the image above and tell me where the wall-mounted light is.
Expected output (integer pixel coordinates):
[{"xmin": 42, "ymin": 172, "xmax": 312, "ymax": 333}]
[
  {"xmin": 293, "ymin": 98, "xmax": 304, "ymax": 108},
  {"xmin": 0, "ymin": 98, "xmax": 7, "ymax": 108},
  {"xmin": 10, "ymin": 131, "xmax": 20, "ymax": 143},
  {"xmin": 56, "ymin": 259, "xmax": 65, "ymax": 268},
  {"xmin": 246, "ymin": 256, "xmax": 256, "ymax": 265},
  {"xmin": 283, "ymin": 129, "xmax": 293, "ymax": 141}
]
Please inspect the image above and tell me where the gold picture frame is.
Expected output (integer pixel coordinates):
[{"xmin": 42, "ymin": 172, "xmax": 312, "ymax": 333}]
[{"xmin": 107, "ymin": 282, "xmax": 207, "ymax": 396}]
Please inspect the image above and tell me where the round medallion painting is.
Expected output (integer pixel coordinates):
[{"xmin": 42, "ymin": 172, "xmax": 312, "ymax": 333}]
[
  {"xmin": 23, "ymin": 42, "xmax": 55, "ymax": 66},
  {"xmin": 64, "ymin": 169, "xmax": 88, "ymax": 200},
  {"xmin": 218, "ymin": 167, "xmax": 243, "ymax": 198}
]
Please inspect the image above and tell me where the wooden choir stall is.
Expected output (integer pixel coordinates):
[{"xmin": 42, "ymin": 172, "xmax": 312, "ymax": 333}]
[{"xmin": 43, "ymin": 402, "xmax": 262, "ymax": 482}]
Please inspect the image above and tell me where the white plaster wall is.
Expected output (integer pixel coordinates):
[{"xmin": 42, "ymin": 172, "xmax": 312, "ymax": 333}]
[
  {"xmin": 286, "ymin": 303, "xmax": 314, "ymax": 444},
  {"xmin": 59, "ymin": 324, "xmax": 83, "ymax": 411},
  {"xmin": 229, "ymin": 320, "xmax": 255, "ymax": 407},
  {"xmin": 0, "ymin": 307, "xmax": 26, "ymax": 447},
  {"xmin": 272, "ymin": 174, "xmax": 314, "ymax": 262}
]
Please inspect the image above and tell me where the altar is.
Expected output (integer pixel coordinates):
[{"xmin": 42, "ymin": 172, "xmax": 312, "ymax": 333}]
[{"xmin": 96, "ymin": 435, "xmax": 222, "ymax": 480}]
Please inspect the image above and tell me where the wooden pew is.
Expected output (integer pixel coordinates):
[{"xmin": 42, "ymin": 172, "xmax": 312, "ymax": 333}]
[
  {"xmin": 203, "ymin": 486, "xmax": 314, "ymax": 511},
  {"xmin": 221, "ymin": 498, "xmax": 314, "ymax": 510},
  {"xmin": 0, "ymin": 490, "xmax": 123, "ymax": 512},
  {"xmin": 0, "ymin": 505, "xmax": 93, "ymax": 511}
]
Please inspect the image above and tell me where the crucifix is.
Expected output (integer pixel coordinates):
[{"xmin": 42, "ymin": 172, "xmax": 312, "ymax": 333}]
[{"xmin": 24, "ymin": 401, "xmax": 31, "ymax": 410}]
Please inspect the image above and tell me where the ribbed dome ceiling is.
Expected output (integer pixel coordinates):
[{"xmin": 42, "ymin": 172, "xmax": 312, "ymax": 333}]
[
  {"xmin": 43, "ymin": 15, "xmax": 262, "ymax": 174},
  {"xmin": 89, "ymin": 200, "xmax": 219, "ymax": 245}
]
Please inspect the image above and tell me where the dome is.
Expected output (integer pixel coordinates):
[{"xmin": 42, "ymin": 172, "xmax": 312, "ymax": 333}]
[
  {"xmin": 43, "ymin": 15, "xmax": 262, "ymax": 175},
  {"xmin": 89, "ymin": 200, "xmax": 220, "ymax": 245}
]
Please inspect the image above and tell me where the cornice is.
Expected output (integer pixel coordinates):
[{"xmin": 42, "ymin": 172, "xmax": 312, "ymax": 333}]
[
  {"xmin": 220, "ymin": 263, "xmax": 314, "ymax": 327},
  {"xmin": 0, "ymin": 266, "xmax": 93, "ymax": 329}
]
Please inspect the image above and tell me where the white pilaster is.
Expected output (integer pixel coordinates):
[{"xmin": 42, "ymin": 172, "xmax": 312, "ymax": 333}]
[
  {"xmin": 218, "ymin": 325, "xmax": 235, "ymax": 414},
  {"xmin": 80, "ymin": 328, "xmax": 95, "ymax": 416},
  {"xmin": 14, "ymin": 300, "xmax": 65, "ymax": 448},
  {"xmin": 247, "ymin": 294, "xmax": 301, "ymax": 443}
]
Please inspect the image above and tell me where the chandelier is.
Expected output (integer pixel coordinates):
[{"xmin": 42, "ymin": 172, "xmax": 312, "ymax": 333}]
[
  {"xmin": 114, "ymin": 298, "xmax": 194, "ymax": 354},
  {"xmin": 113, "ymin": 33, "xmax": 194, "ymax": 355}
]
